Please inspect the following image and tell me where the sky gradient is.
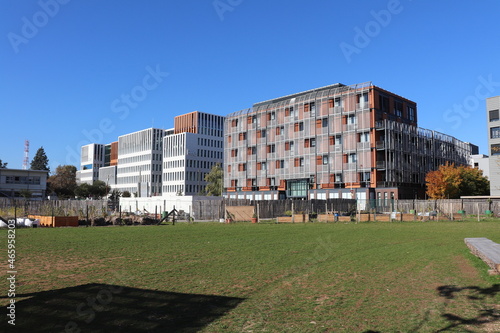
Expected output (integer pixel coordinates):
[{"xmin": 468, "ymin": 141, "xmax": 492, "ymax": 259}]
[{"xmin": 2, "ymin": 0, "xmax": 500, "ymax": 171}]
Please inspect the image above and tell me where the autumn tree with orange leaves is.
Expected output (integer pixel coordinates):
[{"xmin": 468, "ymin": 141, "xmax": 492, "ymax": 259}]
[{"xmin": 425, "ymin": 163, "xmax": 489, "ymax": 199}]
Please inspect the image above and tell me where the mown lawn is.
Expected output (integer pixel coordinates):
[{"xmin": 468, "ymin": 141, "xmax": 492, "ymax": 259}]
[{"xmin": 1, "ymin": 221, "xmax": 499, "ymax": 332}]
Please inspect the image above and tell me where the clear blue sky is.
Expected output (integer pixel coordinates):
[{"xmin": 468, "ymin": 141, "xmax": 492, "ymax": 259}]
[{"xmin": 1, "ymin": 0, "xmax": 499, "ymax": 172}]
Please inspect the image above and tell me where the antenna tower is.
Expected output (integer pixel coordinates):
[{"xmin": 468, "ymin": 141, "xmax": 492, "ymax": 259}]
[{"xmin": 23, "ymin": 140, "xmax": 30, "ymax": 170}]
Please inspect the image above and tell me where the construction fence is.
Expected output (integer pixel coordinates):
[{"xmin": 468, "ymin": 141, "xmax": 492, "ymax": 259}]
[{"xmin": 1, "ymin": 197, "xmax": 499, "ymax": 223}]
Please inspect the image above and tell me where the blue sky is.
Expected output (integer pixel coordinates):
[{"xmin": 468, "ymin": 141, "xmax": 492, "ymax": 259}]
[{"xmin": 1, "ymin": 0, "xmax": 499, "ymax": 172}]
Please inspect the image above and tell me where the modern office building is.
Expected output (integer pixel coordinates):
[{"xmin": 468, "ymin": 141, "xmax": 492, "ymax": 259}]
[
  {"xmin": 487, "ymin": 96, "xmax": 500, "ymax": 195},
  {"xmin": 115, "ymin": 128, "xmax": 165, "ymax": 196},
  {"xmin": 76, "ymin": 143, "xmax": 105, "ymax": 184},
  {"xmin": 162, "ymin": 111, "xmax": 225, "ymax": 195},
  {"xmin": 76, "ymin": 142, "xmax": 118, "ymax": 185},
  {"xmin": 224, "ymin": 82, "xmax": 472, "ymax": 201},
  {"xmin": 76, "ymin": 111, "xmax": 224, "ymax": 197}
]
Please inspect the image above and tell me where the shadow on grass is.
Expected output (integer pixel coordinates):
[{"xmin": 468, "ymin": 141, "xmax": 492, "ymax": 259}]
[
  {"xmin": 1, "ymin": 283, "xmax": 244, "ymax": 332},
  {"xmin": 434, "ymin": 284, "xmax": 500, "ymax": 332}
]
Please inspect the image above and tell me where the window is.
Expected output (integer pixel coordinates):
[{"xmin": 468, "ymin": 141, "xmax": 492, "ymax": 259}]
[
  {"xmin": 257, "ymin": 129, "xmax": 266, "ymax": 138},
  {"xmin": 285, "ymin": 141, "xmax": 294, "ymax": 151},
  {"xmin": 231, "ymin": 149, "xmax": 238, "ymax": 157},
  {"xmin": 310, "ymin": 102, "xmax": 316, "ymax": 115},
  {"xmin": 335, "ymin": 135, "xmax": 342, "ymax": 145},
  {"xmin": 267, "ymin": 144, "xmax": 275, "ymax": 153},
  {"xmin": 238, "ymin": 163, "xmax": 246, "ymax": 171},
  {"xmin": 490, "ymin": 109, "xmax": 499, "ymax": 122},
  {"xmin": 348, "ymin": 153, "xmax": 357, "ymax": 163},
  {"xmin": 276, "ymin": 126, "xmax": 284, "ymax": 135},
  {"xmin": 335, "ymin": 173, "xmax": 342, "ymax": 183},
  {"xmin": 294, "ymin": 122, "xmax": 304, "ymax": 132},
  {"xmin": 347, "ymin": 115, "xmax": 356, "ymax": 124},
  {"xmin": 231, "ymin": 119, "xmax": 238, "ymax": 127},
  {"xmin": 323, "ymin": 155, "xmax": 329, "ymax": 165},
  {"xmin": 360, "ymin": 172, "xmax": 370, "ymax": 181},
  {"xmin": 334, "ymin": 97, "xmax": 341, "ymax": 107},
  {"xmin": 276, "ymin": 160, "xmax": 284, "ymax": 169},
  {"xmin": 304, "ymin": 138, "xmax": 310, "ymax": 148},
  {"xmin": 227, "ymin": 165, "xmax": 231, "ymax": 172},
  {"xmin": 359, "ymin": 132, "xmax": 370, "ymax": 142},
  {"xmin": 247, "ymin": 115, "xmax": 256, "ymax": 124},
  {"xmin": 310, "ymin": 138, "xmax": 316, "ymax": 147},
  {"xmin": 322, "ymin": 118, "xmax": 328, "ymax": 127},
  {"xmin": 491, "ymin": 144, "xmax": 500, "ymax": 155},
  {"xmin": 247, "ymin": 146, "xmax": 256, "ymax": 155},
  {"xmin": 379, "ymin": 95, "xmax": 390, "ymax": 112},
  {"xmin": 394, "ymin": 101, "xmax": 403, "ymax": 117},
  {"xmin": 491, "ymin": 127, "xmax": 500, "ymax": 139},
  {"xmin": 304, "ymin": 103, "xmax": 310, "ymax": 112},
  {"xmin": 408, "ymin": 106, "xmax": 416, "ymax": 121},
  {"xmin": 268, "ymin": 111, "xmax": 275, "ymax": 120},
  {"xmin": 239, "ymin": 132, "xmax": 246, "ymax": 141}
]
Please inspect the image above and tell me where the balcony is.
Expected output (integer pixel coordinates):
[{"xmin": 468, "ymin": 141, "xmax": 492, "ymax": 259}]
[
  {"xmin": 343, "ymin": 162, "xmax": 357, "ymax": 170},
  {"xmin": 357, "ymin": 142, "xmax": 371, "ymax": 150},
  {"xmin": 376, "ymin": 161, "xmax": 386, "ymax": 169},
  {"xmin": 376, "ymin": 141, "xmax": 385, "ymax": 149},
  {"xmin": 375, "ymin": 120, "xmax": 385, "ymax": 130}
]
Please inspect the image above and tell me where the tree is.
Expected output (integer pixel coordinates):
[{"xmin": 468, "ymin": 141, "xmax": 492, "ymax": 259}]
[
  {"xmin": 122, "ymin": 190, "xmax": 131, "ymax": 198},
  {"xmin": 203, "ymin": 163, "xmax": 223, "ymax": 196},
  {"xmin": 30, "ymin": 147, "xmax": 50, "ymax": 173},
  {"xmin": 74, "ymin": 183, "xmax": 91, "ymax": 199},
  {"xmin": 89, "ymin": 180, "xmax": 109, "ymax": 198},
  {"xmin": 47, "ymin": 165, "xmax": 77, "ymax": 199},
  {"xmin": 426, "ymin": 163, "xmax": 489, "ymax": 199},
  {"xmin": 0, "ymin": 159, "xmax": 7, "ymax": 168}
]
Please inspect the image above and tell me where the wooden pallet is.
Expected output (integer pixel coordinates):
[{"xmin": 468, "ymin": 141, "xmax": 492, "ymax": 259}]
[{"xmin": 464, "ymin": 237, "xmax": 500, "ymax": 275}]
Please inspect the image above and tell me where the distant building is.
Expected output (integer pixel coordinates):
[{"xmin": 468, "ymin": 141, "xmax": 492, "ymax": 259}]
[
  {"xmin": 487, "ymin": 96, "xmax": 500, "ymax": 195},
  {"xmin": 224, "ymin": 82, "xmax": 472, "ymax": 201},
  {"xmin": 0, "ymin": 168, "xmax": 48, "ymax": 199},
  {"xmin": 76, "ymin": 111, "xmax": 224, "ymax": 197},
  {"xmin": 470, "ymin": 154, "xmax": 489, "ymax": 179},
  {"xmin": 163, "ymin": 112, "xmax": 224, "ymax": 195}
]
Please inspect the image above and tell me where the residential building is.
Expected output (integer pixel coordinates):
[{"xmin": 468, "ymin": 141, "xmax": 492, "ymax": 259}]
[
  {"xmin": 162, "ymin": 111, "xmax": 224, "ymax": 195},
  {"xmin": 0, "ymin": 168, "xmax": 48, "ymax": 199},
  {"xmin": 224, "ymin": 82, "xmax": 472, "ymax": 201},
  {"xmin": 487, "ymin": 96, "xmax": 500, "ymax": 195}
]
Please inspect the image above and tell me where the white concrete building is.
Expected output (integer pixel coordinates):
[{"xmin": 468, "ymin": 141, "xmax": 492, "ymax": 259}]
[
  {"xmin": 76, "ymin": 143, "xmax": 105, "ymax": 184},
  {"xmin": 470, "ymin": 154, "xmax": 490, "ymax": 179},
  {"xmin": 116, "ymin": 128, "xmax": 165, "ymax": 196},
  {"xmin": 487, "ymin": 96, "xmax": 500, "ymax": 195}
]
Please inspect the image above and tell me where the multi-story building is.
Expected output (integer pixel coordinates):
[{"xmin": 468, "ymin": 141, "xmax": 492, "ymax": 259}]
[
  {"xmin": 224, "ymin": 82, "xmax": 471, "ymax": 201},
  {"xmin": 162, "ymin": 111, "xmax": 224, "ymax": 195},
  {"xmin": 76, "ymin": 143, "xmax": 105, "ymax": 184},
  {"xmin": 487, "ymin": 96, "xmax": 500, "ymax": 195},
  {"xmin": 116, "ymin": 128, "xmax": 165, "ymax": 196},
  {"xmin": 76, "ymin": 111, "xmax": 224, "ymax": 197}
]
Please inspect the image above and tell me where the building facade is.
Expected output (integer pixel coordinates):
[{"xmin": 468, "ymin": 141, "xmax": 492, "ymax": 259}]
[
  {"xmin": 76, "ymin": 111, "xmax": 224, "ymax": 197},
  {"xmin": 162, "ymin": 112, "xmax": 224, "ymax": 195},
  {"xmin": 487, "ymin": 96, "xmax": 500, "ymax": 195},
  {"xmin": 116, "ymin": 128, "xmax": 165, "ymax": 196},
  {"xmin": 0, "ymin": 168, "xmax": 48, "ymax": 199},
  {"xmin": 224, "ymin": 82, "xmax": 471, "ymax": 201}
]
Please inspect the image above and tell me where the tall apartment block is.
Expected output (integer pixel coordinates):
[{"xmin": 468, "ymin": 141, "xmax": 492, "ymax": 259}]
[
  {"xmin": 487, "ymin": 96, "xmax": 500, "ymax": 195},
  {"xmin": 224, "ymin": 82, "xmax": 471, "ymax": 201},
  {"xmin": 162, "ymin": 111, "xmax": 224, "ymax": 195}
]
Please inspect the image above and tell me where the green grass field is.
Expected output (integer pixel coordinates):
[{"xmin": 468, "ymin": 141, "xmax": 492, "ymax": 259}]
[{"xmin": 1, "ymin": 221, "xmax": 499, "ymax": 332}]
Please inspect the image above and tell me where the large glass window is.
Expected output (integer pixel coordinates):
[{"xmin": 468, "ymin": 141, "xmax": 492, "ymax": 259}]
[{"xmin": 491, "ymin": 144, "xmax": 500, "ymax": 155}]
